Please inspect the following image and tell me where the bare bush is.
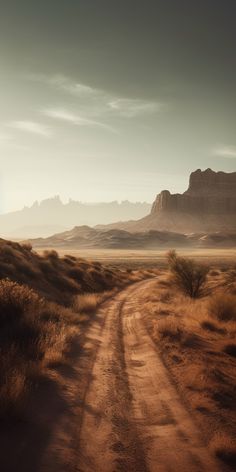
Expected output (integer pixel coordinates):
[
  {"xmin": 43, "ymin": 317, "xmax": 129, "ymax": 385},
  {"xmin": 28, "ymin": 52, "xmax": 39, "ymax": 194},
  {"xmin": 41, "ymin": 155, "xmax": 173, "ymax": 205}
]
[{"xmin": 167, "ymin": 250, "xmax": 209, "ymax": 298}]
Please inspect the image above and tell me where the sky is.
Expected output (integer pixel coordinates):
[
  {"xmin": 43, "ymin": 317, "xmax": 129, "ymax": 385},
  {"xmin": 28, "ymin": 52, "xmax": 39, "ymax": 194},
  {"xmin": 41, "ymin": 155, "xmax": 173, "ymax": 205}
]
[{"xmin": 0, "ymin": 0, "xmax": 236, "ymax": 213}]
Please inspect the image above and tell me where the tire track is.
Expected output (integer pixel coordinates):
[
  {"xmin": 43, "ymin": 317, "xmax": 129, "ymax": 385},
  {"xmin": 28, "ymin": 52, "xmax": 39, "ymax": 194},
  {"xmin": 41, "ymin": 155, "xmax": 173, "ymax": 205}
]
[
  {"xmin": 77, "ymin": 279, "xmax": 221, "ymax": 472},
  {"xmin": 77, "ymin": 282, "xmax": 149, "ymax": 472}
]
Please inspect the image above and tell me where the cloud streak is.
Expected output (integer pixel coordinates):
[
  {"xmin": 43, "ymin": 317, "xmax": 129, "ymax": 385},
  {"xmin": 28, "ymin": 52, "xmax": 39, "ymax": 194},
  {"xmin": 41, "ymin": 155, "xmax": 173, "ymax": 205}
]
[
  {"xmin": 108, "ymin": 98, "xmax": 162, "ymax": 117},
  {"xmin": 42, "ymin": 108, "xmax": 117, "ymax": 133},
  {"xmin": 27, "ymin": 73, "xmax": 96, "ymax": 97},
  {"xmin": 213, "ymin": 146, "xmax": 236, "ymax": 158},
  {"xmin": 27, "ymin": 73, "xmax": 162, "ymax": 120},
  {"xmin": 8, "ymin": 120, "xmax": 51, "ymax": 137}
]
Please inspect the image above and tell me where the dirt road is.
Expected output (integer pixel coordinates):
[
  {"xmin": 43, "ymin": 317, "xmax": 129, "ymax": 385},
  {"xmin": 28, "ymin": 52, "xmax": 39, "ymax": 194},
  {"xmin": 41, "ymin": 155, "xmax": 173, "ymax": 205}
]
[{"xmin": 77, "ymin": 279, "xmax": 221, "ymax": 472}]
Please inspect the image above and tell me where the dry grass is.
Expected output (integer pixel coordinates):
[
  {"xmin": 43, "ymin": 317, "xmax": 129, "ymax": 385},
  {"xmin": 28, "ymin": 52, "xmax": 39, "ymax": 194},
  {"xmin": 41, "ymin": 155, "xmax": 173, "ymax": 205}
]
[
  {"xmin": 0, "ymin": 239, "xmax": 154, "ymax": 422},
  {"xmin": 143, "ymin": 268, "xmax": 236, "ymax": 469},
  {"xmin": 0, "ymin": 279, "xmax": 82, "ymax": 419},
  {"xmin": 208, "ymin": 293, "xmax": 236, "ymax": 321},
  {"xmin": 0, "ymin": 280, "xmax": 114, "ymax": 420},
  {"xmin": 0, "ymin": 239, "xmax": 147, "ymax": 306},
  {"xmin": 74, "ymin": 293, "xmax": 104, "ymax": 314}
]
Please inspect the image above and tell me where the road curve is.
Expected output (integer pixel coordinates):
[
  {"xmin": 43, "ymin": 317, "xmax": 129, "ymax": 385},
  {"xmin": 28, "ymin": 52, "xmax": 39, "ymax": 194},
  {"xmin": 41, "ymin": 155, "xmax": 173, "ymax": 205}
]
[{"xmin": 77, "ymin": 279, "xmax": 221, "ymax": 472}]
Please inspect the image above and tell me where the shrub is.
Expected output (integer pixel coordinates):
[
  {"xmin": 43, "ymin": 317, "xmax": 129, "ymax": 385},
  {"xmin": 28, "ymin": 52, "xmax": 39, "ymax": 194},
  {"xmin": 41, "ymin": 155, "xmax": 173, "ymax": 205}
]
[
  {"xmin": 208, "ymin": 293, "xmax": 236, "ymax": 321},
  {"xmin": 167, "ymin": 250, "xmax": 209, "ymax": 298},
  {"xmin": 20, "ymin": 242, "xmax": 32, "ymax": 251},
  {"xmin": 0, "ymin": 279, "xmax": 42, "ymax": 329}
]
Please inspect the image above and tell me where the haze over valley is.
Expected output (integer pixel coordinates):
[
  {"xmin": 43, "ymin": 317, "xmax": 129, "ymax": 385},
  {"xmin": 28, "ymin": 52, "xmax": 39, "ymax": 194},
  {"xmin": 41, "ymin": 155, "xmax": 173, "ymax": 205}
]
[{"xmin": 0, "ymin": 197, "xmax": 150, "ymax": 238}]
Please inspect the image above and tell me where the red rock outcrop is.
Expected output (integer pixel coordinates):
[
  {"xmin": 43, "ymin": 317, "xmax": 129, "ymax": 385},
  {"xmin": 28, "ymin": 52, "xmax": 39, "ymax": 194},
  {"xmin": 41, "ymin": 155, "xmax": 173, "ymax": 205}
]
[
  {"xmin": 104, "ymin": 169, "xmax": 236, "ymax": 233},
  {"xmin": 151, "ymin": 169, "xmax": 236, "ymax": 217}
]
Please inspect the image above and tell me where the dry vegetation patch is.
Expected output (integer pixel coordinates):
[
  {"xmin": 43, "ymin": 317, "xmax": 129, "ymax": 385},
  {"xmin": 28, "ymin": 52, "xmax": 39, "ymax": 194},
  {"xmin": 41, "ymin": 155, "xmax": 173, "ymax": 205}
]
[
  {"xmin": 0, "ymin": 238, "xmax": 155, "ymax": 425},
  {"xmin": 0, "ymin": 279, "xmax": 79, "ymax": 419},
  {"xmin": 143, "ymin": 256, "xmax": 236, "ymax": 470}
]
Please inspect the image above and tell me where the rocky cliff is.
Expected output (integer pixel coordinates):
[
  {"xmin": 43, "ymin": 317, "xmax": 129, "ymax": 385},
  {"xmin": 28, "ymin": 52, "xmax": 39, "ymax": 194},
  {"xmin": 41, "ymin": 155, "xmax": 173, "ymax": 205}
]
[
  {"xmin": 103, "ymin": 169, "xmax": 236, "ymax": 233},
  {"xmin": 151, "ymin": 169, "xmax": 236, "ymax": 216}
]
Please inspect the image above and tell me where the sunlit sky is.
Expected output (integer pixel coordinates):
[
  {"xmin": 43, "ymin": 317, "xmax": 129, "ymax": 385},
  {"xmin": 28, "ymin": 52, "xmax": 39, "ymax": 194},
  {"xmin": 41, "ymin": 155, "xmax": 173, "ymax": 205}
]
[{"xmin": 0, "ymin": 0, "xmax": 236, "ymax": 213}]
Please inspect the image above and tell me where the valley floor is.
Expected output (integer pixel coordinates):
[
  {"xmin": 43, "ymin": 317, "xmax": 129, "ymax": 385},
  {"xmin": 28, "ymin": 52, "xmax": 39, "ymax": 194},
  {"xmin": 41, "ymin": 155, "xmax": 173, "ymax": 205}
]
[{"xmin": 35, "ymin": 247, "xmax": 236, "ymax": 269}]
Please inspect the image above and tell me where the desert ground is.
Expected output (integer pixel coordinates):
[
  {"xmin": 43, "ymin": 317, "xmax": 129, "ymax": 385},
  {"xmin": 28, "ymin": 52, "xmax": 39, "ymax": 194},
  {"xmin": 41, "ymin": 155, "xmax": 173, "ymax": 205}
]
[
  {"xmin": 35, "ymin": 247, "xmax": 236, "ymax": 269},
  {"xmin": 76, "ymin": 280, "xmax": 222, "ymax": 472},
  {"xmin": 0, "ymin": 242, "xmax": 235, "ymax": 471}
]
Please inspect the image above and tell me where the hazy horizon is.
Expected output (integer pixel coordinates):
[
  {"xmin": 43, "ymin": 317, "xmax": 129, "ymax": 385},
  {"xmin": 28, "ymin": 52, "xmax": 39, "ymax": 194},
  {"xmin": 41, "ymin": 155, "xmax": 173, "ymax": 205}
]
[
  {"xmin": 1, "ymin": 0, "xmax": 236, "ymax": 213},
  {"xmin": 1, "ymin": 166, "xmax": 235, "ymax": 216}
]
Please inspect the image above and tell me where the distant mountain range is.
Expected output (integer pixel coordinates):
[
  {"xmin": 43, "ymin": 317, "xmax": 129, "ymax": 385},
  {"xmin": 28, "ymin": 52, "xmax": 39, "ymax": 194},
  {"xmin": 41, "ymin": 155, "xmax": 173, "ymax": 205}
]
[
  {"xmin": 27, "ymin": 169, "xmax": 236, "ymax": 250},
  {"xmin": 4, "ymin": 168, "xmax": 236, "ymax": 246},
  {"xmin": 0, "ymin": 197, "xmax": 151, "ymax": 238}
]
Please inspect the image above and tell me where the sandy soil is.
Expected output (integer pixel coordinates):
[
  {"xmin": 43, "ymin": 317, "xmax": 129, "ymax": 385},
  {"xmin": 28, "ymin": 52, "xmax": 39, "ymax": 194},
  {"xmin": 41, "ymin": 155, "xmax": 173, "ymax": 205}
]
[{"xmin": 77, "ymin": 279, "xmax": 222, "ymax": 472}]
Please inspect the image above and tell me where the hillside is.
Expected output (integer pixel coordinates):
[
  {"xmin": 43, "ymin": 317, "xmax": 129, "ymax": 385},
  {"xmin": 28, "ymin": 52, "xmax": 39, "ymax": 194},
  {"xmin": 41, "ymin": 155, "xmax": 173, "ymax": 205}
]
[{"xmin": 0, "ymin": 238, "xmax": 137, "ymax": 305}]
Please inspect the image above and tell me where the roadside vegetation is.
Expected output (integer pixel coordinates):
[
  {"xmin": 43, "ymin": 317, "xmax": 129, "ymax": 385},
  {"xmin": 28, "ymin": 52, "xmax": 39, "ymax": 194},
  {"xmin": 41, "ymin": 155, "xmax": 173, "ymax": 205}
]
[
  {"xmin": 0, "ymin": 238, "xmax": 156, "ymax": 423},
  {"xmin": 143, "ymin": 252, "xmax": 236, "ymax": 469}
]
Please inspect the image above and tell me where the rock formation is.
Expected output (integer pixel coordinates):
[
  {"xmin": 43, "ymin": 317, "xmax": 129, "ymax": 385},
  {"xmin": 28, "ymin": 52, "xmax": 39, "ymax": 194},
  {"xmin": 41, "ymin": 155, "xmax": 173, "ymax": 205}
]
[
  {"xmin": 28, "ymin": 169, "xmax": 236, "ymax": 247},
  {"xmin": 151, "ymin": 168, "xmax": 236, "ymax": 216},
  {"xmin": 104, "ymin": 169, "xmax": 236, "ymax": 233}
]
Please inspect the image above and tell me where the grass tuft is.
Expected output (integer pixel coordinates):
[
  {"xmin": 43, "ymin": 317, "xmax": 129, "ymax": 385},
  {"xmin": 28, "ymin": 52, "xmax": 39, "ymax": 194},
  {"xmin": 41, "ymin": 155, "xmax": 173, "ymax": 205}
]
[{"xmin": 208, "ymin": 293, "xmax": 236, "ymax": 321}]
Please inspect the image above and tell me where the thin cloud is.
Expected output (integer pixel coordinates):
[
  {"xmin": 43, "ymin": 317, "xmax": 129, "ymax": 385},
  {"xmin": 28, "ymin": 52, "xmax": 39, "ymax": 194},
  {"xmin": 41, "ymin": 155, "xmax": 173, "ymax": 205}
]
[
  {"xmin": 213, "ymin": 146, "xmax": 236, "ymax": 158},
  {"xmin": 108, "ymin": 98, "xmax": 162, "ymax": 117},
  {"xmin": 27, "ymin": 73, "xmax": 163, "ymax": 119},
  {"xmin": 27, "ymin": 73, "xmax": 99, "ymax": 97},
  {"xmin": 8, "ymin": 121, "xmax": 51, "ymax": 137},
  {"xmin": 42, "ymin": 108, "xmax": 117, "ymax": 133}
]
